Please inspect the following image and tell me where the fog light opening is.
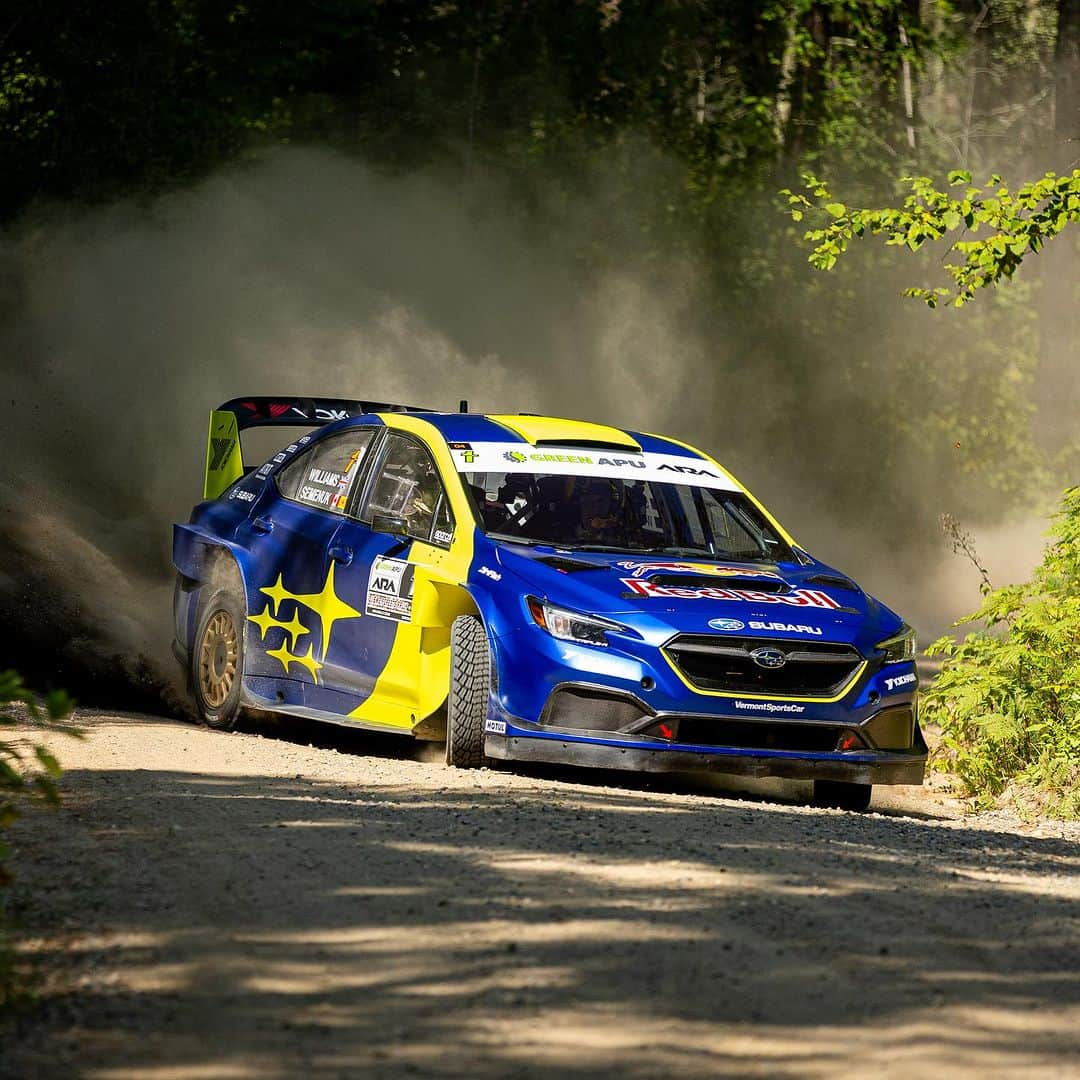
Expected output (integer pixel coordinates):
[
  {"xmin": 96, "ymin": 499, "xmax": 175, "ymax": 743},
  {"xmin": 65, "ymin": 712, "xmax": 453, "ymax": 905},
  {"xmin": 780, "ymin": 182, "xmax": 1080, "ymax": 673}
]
[
  {"xmin": 837, "ymin": 730, "xmax": 864, "ymax": 752},
  {"xmin": 658, "ymin": 722, "xmax": 675, "ymax": 740}
]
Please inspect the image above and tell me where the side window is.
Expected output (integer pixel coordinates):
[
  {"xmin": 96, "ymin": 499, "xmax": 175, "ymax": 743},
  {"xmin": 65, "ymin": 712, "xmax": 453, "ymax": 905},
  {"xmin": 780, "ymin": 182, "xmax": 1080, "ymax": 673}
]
[
  {"xmin": 364, "ymin": 433, "xmax": 454, "ymax": 546},
  {"xmin": 276, "ymin": 429, "xmax": 375, "ymax": 515}
]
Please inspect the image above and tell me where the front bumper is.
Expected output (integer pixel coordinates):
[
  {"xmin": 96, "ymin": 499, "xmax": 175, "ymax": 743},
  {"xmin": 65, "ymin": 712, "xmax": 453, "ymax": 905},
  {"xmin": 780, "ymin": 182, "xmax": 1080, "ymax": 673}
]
[{"xmin": 485, "ymin": 724, "xmax": 926, "ymax": 785}]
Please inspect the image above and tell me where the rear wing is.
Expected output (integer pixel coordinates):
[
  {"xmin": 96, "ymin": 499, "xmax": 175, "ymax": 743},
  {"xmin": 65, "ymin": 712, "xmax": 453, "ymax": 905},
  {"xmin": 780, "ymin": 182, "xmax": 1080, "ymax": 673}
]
[{"xmin": 203, "ymin": 395, "xmax": 428, "ymax": 499}]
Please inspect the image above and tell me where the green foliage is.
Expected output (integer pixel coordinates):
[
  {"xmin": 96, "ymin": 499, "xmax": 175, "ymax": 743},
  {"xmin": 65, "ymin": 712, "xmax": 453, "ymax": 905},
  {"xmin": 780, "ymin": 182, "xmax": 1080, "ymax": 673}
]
[
  {"xmin": 0, "ymin": 671, "xmax": 76, "ymax": 1006},
  {"xmin": 922, "ymin": 488, "xmax": 1080, "ymax": 818},
  {"xmin": 782, "ymin": 169, "xmax": 1080, "ymax": 306}
]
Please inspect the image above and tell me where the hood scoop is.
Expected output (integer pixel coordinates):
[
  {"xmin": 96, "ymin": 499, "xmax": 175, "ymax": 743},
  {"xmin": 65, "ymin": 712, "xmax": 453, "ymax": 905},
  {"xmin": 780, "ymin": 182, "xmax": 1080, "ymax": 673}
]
[
  {"xmin": 535, "ymin": 555, "xmax": 607, "ymax": 574},
  {"xmin": 804, "ymin": 573, "xmax": 859, "ymax": 591}
]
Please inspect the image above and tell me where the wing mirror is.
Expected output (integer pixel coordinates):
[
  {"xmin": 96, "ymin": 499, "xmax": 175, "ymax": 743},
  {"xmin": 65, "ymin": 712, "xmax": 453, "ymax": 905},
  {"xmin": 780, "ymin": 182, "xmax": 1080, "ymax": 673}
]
[{"xmin": 371, "ymin": 512, "xmax": 410, "ymax": 537}]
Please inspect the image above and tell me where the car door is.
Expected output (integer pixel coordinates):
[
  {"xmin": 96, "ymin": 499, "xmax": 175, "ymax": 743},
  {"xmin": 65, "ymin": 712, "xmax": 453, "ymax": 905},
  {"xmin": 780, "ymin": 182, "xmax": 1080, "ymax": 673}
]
[
  {"xmin": 314, "ymin": 430, "xmax": 458, "ymax": 727},
  {"xmin": 238, "ymin": 427, "xmax": 377, "ymax": 710}
]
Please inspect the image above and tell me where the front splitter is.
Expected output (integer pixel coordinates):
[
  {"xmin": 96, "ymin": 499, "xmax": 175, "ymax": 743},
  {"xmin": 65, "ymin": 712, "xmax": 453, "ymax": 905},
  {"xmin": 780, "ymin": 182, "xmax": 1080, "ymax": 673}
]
[{"xmin": 484, "ymin": 732, "xmax": 926, "ymax": 786}]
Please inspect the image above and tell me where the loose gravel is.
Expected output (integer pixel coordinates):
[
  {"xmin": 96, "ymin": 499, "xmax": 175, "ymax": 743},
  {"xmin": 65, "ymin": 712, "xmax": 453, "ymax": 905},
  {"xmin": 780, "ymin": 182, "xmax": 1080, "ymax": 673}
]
[{"xmin": 2, "ymin": 708, "xmax": 1078, "ymax": 1079}]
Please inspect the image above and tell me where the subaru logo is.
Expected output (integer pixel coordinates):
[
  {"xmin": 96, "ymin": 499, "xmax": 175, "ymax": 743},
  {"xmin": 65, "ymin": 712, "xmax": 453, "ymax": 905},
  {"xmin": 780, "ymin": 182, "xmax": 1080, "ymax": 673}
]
[
  {"xmin": 750, "ymin": 647, "xmax": 786, "ymax": 669},
  {"xmin": 708, "ymin": 618, "xmax": 744, "ymax": 632}
]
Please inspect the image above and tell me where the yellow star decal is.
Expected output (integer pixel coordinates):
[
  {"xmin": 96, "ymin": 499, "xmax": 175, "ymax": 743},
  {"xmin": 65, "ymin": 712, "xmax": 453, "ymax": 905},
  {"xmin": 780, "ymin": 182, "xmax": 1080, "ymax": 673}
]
[
  {"xmin": 248, "ymin": 603, "xmax": 309, "ymax": 647},
  {"xmin": 266, "ymin": 641, "xmax": 324, "ymax": 684},
  {"xmin": 259, "ymin": 573, "xmax": 294, "ymax": 617},
  {"xmin": 281, "ymin": 562, "xmax": 362, "ymax": 660}
]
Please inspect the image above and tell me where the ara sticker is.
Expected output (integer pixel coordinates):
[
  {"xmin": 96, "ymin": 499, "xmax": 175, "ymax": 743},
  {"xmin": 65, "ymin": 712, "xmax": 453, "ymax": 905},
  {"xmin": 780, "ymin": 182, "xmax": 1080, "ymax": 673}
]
[{"xmin": 366, "ymin": 556, "xmax": 416, "ymax": 622}]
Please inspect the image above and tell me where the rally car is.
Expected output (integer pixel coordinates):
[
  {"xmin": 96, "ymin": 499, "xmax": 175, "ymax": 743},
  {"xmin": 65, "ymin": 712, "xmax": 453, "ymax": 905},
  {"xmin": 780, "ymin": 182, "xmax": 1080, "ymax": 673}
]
[{"xmin": 173, "ymin": 396, "xmax": 925, "ymax": 811}]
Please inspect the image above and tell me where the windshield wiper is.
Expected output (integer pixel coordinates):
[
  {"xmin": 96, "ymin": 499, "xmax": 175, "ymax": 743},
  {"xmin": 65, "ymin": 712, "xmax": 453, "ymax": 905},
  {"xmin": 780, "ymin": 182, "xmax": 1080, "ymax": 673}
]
[
  {"xmin": 640, "ymin": 544, "xmax": 775, "ymax": 563},
  {"xmin": 555, "ymin": 543, "xmax": 653, "ymax": 554},
  {"xmin": 485, "ymin": 533, "xmax": 551, "ymax": 547}
]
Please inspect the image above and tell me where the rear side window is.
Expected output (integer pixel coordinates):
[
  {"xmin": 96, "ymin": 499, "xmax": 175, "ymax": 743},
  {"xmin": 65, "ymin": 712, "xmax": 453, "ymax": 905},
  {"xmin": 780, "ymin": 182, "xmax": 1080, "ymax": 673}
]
[{"xmin": 276, "ymin": 429, "xmax": 375, "ymax": 514}]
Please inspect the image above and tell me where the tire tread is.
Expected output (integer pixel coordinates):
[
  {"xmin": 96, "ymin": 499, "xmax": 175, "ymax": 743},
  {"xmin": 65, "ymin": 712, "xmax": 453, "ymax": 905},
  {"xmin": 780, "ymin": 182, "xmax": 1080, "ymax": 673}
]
[{"xmin": 446, "ymin": 615, "xmax": 490, "ymax": 768}]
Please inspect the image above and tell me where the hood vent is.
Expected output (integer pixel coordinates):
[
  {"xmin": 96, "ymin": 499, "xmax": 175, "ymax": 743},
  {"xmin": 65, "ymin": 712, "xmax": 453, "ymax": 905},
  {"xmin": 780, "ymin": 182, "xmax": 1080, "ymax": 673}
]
[
  {"xmin": 804, "ymin": 573, "xmax": 858, "ymax": 591},
  {"xmin": 535, "ymin": 555, "xmax": 607, "ymax": 574}
]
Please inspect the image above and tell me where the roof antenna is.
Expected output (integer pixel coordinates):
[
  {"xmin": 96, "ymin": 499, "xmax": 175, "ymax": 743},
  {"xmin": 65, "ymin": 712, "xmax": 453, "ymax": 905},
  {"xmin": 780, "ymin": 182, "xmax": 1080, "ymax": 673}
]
[{"xmin": 459, "ymin": 399, "xmax": 469, "ymax": 413}]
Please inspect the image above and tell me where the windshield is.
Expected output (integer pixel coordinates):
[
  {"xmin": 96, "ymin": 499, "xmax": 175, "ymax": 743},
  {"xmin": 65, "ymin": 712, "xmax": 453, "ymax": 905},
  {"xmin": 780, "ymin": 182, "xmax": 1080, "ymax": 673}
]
[{"xmin": 463, "ymin": 471, "xmax": 794, "ymax": 562}]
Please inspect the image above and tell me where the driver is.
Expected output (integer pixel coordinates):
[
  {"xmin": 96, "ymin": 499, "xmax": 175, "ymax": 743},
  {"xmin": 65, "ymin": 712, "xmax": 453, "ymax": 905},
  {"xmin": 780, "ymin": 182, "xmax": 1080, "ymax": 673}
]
[{"xmin": 575, "ymin": 477, "xmax": 622, "ymax": 541}]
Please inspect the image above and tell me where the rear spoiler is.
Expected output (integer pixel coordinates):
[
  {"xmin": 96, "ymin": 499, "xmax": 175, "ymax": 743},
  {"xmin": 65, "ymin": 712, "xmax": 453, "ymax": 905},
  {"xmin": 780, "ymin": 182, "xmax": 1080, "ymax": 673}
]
[{"xmin": 203, "ymin": 395, "xmax": 428, "ymax": 499}]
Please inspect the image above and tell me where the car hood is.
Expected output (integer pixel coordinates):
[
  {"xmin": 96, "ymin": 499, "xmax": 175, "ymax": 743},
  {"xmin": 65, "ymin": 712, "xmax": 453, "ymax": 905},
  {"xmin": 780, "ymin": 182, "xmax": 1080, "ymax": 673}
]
[{"xmin": 489, "ymin": 543, "xmax": 898, "ymax": 650}]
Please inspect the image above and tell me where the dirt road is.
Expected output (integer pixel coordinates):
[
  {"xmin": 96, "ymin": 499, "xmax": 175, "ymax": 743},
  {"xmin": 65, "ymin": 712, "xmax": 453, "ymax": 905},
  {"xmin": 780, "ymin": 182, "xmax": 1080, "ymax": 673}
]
[{"xmin": 3, "ymin": 708, "xmax": 1078, "ymax": 1079}]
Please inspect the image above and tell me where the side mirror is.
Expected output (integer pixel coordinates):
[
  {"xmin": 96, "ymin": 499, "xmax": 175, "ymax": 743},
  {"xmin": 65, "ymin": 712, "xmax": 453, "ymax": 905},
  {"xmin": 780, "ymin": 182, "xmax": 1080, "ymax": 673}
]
[{"xmin": 371, "ymin": 512, "xmax": 410, "ymax": 537}]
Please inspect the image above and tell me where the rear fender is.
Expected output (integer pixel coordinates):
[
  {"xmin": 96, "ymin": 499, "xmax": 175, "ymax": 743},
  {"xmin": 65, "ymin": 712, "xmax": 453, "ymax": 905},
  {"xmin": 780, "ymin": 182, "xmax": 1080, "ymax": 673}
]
[{"xmin": 172, "ymin": 524, "xmax": 250, "ymax": 659}]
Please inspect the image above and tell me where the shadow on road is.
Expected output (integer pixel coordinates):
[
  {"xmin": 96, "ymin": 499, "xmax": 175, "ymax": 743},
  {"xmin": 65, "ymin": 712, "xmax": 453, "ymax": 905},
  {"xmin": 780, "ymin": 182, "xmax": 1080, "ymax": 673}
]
[{"xmin": 3, "ymin": 720, "xmax": 1078, "ymax": 1077}]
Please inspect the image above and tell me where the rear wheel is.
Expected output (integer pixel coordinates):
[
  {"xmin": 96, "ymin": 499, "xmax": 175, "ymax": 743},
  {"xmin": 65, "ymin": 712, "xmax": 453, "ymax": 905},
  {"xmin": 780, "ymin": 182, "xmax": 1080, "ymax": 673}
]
[
  {"xmin": 813, "ymin": 780, "xmax": 873, "ymax": 811},
  {"xmin": 192, "ymin": 586, "xmax": 245, "ymax": 731},
  {"xmin": 445, "ymin": 615, "xmax": 491, "ymax": 768}
]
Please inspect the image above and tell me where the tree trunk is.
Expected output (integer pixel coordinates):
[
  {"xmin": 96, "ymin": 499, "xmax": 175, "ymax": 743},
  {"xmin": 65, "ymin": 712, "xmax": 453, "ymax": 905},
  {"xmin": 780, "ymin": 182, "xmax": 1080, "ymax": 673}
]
[{"xmin": 1055, "ymin": 0, "xmax": 1080, "ymax": 146}]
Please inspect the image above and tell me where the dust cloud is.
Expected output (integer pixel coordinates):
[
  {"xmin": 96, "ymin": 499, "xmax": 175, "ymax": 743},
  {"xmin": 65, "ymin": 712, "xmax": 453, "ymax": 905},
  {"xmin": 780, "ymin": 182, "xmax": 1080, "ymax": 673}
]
[{"xmin": 0, "ymin": 146, "xmax": 1063, "ymax": 705}]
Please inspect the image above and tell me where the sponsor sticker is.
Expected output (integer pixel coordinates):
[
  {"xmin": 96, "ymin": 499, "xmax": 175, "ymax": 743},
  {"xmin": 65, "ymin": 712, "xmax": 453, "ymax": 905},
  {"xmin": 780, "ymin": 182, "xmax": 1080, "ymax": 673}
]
[
  {"xmin": 231, "ymin": 489, "xmax": 256, "ymax": 502},
  {"xmin": 884, "ymin": 672, "xmax": 917, "ymax": 691},
  {"xmin": 257, "ymin": 463, "xmax": 274, "ymax": 478},
  {"xmin": 620, "ymin": 561, "xmax": 781, "ymax": 581},
  {"xmin": 478, "ymin": 565, "xmax": 502, "ymax": 581},
  {"xmin": 365, "ymin": 556, "xmax": 415, "ymax": 622},
  {"xmin": 433, "ymin": 529, "xmax": 454, "ymax": 545},
  {"xmin": 708, "ymin": 618, "xmax": 745, "ymax": 631},
  {"xmin": 451, "ymin": 441, "xmax": 739, "ymax": 491},
  {"xmin": 734, "ymin": 701, "xmax": 806, "ymax": 714},
  {"xmin": 747, "ymin": 620, "xmax": 823, "ymax": 636},
  {"xmin": 484, "ymin": 719, "xmax": 507, "ymax": 735},
  {"xmin": 623, "ymin": 578, "xmax": 841, "ymax": 609}
]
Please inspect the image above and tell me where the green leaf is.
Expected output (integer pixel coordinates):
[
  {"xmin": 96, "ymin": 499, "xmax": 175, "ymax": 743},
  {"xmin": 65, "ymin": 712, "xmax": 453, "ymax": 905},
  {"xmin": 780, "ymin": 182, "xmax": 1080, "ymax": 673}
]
[{"xmin": 824, "ymin": 202, "xmax": 846, "ymax": 219}]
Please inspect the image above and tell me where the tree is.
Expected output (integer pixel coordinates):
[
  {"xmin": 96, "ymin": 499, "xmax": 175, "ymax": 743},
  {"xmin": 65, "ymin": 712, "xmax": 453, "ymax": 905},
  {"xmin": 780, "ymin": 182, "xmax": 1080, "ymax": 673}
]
[{"xmin": 781, "ymin": 167, "xmax": 1080, "ymax": 305}]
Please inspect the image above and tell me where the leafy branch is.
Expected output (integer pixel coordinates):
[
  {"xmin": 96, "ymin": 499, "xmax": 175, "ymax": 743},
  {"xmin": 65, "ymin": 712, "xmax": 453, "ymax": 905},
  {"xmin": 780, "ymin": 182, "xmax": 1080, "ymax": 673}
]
[
  {"xmin": 781, "ymin": 169, "xmax": 1080, "ymax": 307},
  {"xmin": 1, "ymin": 671, "xmax": 77, "ymax": 887}
]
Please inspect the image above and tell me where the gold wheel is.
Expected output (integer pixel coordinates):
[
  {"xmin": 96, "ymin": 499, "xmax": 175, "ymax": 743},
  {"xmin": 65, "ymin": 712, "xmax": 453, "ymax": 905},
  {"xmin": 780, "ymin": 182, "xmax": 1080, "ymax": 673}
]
[{"xmin": 198, "ymin": 609, "xmax": 239, "ymax": 710}]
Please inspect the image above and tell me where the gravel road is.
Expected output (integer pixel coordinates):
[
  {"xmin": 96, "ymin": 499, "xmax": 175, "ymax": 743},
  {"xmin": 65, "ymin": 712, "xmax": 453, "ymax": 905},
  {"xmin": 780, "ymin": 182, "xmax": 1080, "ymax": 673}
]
[{"xmin": 2, "ymin": 708, "xmax": 1078, "ymax": 1079}]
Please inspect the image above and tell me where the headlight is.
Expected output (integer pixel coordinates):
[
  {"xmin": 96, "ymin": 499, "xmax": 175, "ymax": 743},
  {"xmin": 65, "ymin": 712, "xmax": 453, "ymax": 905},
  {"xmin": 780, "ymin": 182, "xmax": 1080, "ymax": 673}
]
[
  {"xmin": 875, "ymin": 623, "xmax": 916, "ymax": 664},
  {"xmin": 526, "ymin": 596, "xmax": 626, "ymax": 648}
]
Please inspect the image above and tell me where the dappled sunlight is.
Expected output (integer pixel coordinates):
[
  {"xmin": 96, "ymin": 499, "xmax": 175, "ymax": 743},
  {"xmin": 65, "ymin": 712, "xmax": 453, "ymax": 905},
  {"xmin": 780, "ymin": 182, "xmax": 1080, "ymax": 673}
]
[{"xmin": 5, "ymin": 721, "xmax": 1079, "ymax": 1077}]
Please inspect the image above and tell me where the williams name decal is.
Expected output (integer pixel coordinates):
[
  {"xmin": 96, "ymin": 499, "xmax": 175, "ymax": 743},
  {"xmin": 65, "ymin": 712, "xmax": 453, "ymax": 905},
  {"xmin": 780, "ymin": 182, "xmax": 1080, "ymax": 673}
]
[{"xmin": 622, "ymin": 578, "xmax": 841, "ymax": 609}]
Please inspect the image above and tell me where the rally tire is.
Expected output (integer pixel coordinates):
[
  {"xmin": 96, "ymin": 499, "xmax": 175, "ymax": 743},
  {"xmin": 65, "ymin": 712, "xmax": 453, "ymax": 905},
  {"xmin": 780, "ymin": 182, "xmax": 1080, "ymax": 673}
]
[
  {"xmin": 446, "ymin": 615, "xmax": 491, "ymax": 768},
  {"xmin": 812, "ymin": 780, "xmax": 873, "ymax": 812},
  {"xmin": 192, "ymin": 585, "xmax": 246, "ymax": 732}
]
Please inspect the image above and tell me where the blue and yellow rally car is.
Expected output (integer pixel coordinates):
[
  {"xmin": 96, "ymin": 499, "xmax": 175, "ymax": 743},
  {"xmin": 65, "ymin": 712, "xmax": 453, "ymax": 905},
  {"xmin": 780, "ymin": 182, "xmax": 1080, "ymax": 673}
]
[{"xmin": 173, "ymin": 396, "xmax": 925, "ymax": 810}]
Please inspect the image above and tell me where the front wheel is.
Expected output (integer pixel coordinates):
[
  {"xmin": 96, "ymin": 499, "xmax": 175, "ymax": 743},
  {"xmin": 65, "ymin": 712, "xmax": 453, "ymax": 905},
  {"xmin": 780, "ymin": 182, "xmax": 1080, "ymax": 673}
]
[
  {"xmin": 813, "ymin": 780, "xmax": 872, "ymax": 812},
  {"xmin": 445, "ymin": 615, "xmax": 491, "ymax": 768},
  {"xmin": 192, "ymin": 585, "xmax": 245, "ymax": 731}
]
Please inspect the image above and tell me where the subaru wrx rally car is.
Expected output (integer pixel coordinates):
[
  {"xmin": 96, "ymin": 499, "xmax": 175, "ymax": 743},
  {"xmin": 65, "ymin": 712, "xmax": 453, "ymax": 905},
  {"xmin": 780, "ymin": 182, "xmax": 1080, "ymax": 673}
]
[{"xmin": 173, "ymin": 397, "xmax": 925, "ymax": 810}]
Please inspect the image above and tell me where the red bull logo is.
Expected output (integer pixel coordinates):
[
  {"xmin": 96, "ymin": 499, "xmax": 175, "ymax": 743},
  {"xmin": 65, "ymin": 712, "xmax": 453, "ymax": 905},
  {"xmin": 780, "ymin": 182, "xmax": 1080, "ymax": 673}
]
[
  {"xmin": 621, "ymin": 579, "xmax": 841, "ymax": 608},
  {"xmin": 616, "ymin": 560, "xmax": 783, "ymax": 581}
]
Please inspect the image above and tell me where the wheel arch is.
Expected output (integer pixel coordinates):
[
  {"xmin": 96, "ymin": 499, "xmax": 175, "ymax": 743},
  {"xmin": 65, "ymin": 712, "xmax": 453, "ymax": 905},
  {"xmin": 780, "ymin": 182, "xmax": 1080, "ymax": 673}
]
[{"xmin": 173, "ymin": 524, "xmax": 251, "ymax": 661}]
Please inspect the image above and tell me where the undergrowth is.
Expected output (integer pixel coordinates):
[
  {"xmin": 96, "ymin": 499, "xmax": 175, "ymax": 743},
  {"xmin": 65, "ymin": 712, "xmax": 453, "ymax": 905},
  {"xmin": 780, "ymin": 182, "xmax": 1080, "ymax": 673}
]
[
  {"xmin": 0, "ymin": 673, "xmax": 76, "ymax": 1007},
  {"xmin": 924, "ymin": 488, "xmax": 1080, "ymax": 818}
]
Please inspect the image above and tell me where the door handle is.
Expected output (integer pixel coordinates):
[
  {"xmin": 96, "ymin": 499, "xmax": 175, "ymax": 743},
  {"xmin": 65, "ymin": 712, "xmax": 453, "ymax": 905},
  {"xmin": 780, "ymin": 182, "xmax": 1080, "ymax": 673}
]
[
  {"xmin": 329, "ymin": 545, "xmax": 353, "ymax": 566},
  {"xmin": 251, "ymin": 516, "xmax": 274, "ymax": 534}
]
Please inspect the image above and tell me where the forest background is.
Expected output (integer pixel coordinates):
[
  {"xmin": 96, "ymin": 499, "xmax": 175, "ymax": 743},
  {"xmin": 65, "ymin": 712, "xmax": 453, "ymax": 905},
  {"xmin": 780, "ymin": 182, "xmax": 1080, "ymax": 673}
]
[{"xmin": 0, "ymin": 0, "xmax": 1077, "ymax": 719}]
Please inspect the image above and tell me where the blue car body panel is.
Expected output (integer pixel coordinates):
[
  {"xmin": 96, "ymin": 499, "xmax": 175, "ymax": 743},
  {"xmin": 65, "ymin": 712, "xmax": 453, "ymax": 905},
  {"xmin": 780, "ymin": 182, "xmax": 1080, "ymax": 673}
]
[{"xmin": 173, "ymin": 404, "xmax": 925, "ymax": 785}]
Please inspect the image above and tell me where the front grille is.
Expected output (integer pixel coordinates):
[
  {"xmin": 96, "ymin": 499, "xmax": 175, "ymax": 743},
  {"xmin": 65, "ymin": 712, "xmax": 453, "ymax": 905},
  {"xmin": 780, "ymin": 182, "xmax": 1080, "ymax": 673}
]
[{"xmin": 665, "ymin": 635, "xmax": 863, "ymax": 698}]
